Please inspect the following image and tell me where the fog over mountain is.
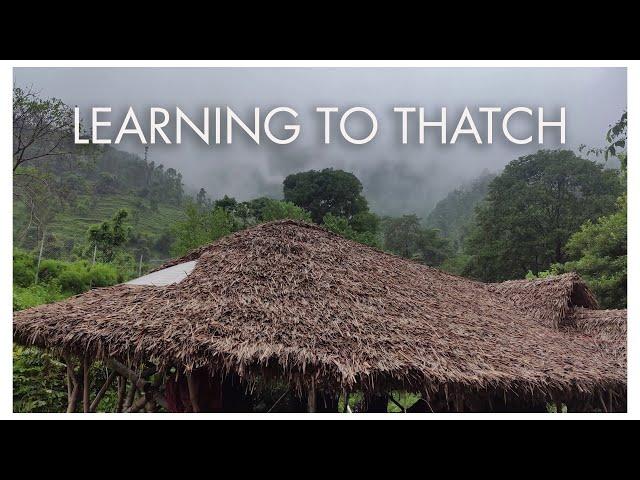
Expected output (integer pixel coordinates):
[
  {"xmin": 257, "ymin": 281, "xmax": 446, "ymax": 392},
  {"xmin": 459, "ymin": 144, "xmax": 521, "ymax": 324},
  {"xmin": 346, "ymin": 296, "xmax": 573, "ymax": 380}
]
[{"xmin": 14, "ymin": 67, "xmax": 627, "ymax": 217}]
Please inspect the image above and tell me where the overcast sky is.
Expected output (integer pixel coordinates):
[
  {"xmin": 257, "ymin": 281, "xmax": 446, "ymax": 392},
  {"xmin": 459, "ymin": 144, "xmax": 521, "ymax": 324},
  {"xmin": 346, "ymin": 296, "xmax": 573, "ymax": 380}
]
[{"xmin": 14, "ymin": 67, "xmax": 626, "ymax": 217}]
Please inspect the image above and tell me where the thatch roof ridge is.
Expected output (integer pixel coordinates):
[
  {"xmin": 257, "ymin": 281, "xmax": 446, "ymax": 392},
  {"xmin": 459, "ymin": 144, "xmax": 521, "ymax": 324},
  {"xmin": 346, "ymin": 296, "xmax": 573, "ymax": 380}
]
[
  {"xmin": 487, "ymin": 273, "xmax": 599, "ymax": 330},
  {"xmin": 14, "ymin": 220, "xmax": 625, "ymax": 401},
  {"xmin": 155, "ymin": 219, "xmax": 455, "ymax": 273}
]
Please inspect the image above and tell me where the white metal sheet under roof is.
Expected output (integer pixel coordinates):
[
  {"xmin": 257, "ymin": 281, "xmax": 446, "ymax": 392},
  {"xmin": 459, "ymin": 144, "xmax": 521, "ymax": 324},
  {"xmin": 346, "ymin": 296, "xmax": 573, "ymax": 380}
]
[{"xmin": 125, "ymin": 260, "xmax": 197, "ymax": 286}]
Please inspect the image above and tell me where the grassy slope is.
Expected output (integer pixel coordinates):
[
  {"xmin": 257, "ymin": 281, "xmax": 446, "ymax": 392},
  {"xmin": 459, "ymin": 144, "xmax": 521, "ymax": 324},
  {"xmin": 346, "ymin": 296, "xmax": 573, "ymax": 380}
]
[{"xmin": 14, "ymin": 193, "xmax": 184, "ymax": 254}]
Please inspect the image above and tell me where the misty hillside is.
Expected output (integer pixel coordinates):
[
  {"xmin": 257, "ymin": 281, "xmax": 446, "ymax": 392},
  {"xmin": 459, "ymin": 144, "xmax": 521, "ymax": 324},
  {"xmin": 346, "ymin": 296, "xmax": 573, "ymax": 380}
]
[
  {"xmin": 425, "ymin": 171, "xmax": 496, "ymax": 251},
  {"xmin": 13, "ymin": 145, "xmax": 186, "ymax": 260}
]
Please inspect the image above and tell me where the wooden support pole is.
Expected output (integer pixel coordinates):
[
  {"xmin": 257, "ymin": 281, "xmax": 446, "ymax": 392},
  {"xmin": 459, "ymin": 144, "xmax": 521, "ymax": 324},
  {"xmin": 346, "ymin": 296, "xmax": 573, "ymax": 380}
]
[
  {"xmin": 116, "ymin": 376, "xmax": 126, "ymax": 412},
  {"xmin": 83, "ymin": 355, "xmax": 90, "ymax": 413},
  {"xmin": 186, "ymin": 373, "xmax": 200, "ymax": 413},
  {"xmin": 389, "ymin": 395, "xmax": 406, "ymax": 413},
  {"xmin": 66, "ymin": 365, "xmax": 73, "ymax": 400},
  {"xmin": 89, "ymin": 371, "xmax": 116, "ymax": 412},
  {"xmin": 307, "ymin": 378, "xmax": 316, "ymax": 413},
  {"xmin": 65, "ymin": 355, "xmax": 80, "ymax": 413},
  {"xmin": 124, "ymin": 382, "xmax": 137, "ymax": 410},
  {"xmin": 106, "ymin": 359, "xmax": 148, "ymax": 391},
  {"xmin": 125, "ymin": 394, "xmax": 148, "ymax": 413}
]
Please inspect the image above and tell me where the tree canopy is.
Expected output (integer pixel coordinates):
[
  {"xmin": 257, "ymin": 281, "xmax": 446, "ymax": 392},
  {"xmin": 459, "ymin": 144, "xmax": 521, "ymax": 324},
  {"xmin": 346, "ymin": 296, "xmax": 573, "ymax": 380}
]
[
  {"xmin": 542, "ymin": 112, "xmax": 628, "ymax": 308},
  {"xmin": 283, "ymin": 168, "xmax": 369, "ymax": 224},
  {"xmin": 463, "ymin": 149, "xmax": 622, "ymax": 282}
]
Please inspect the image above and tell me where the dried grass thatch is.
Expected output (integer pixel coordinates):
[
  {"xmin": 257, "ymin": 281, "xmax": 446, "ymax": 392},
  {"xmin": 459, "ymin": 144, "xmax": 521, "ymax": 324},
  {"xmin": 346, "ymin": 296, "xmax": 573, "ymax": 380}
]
[
  {"xmin": 567, "ymin": 308, "xmax": 627, "ymax": 363},
  {"xmin": 13, "ymin": 220, "xmax": 625, "ymax": 406},
  {"xmin": 487, "ymin": 273, "xmax": 599, "ymax": 330}
]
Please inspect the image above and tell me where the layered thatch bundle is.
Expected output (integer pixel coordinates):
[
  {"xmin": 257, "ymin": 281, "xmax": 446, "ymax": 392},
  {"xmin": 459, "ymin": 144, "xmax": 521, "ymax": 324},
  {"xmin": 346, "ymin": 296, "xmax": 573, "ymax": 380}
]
[
  {"xmin": 13, "ymin": 220, "xmax": 626, "ymax": 410},
  {"xmin": 487, "ymin": 273, "xmax": 599, "ymax": 330},
  {"xmin": 568, "ymin": 308, "xmax": 627, "ymax": 362}
]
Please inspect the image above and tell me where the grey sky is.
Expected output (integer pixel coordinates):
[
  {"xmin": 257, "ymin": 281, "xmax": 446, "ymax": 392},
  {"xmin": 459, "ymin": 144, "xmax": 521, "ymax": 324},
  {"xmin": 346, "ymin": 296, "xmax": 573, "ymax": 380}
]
[{"xmin": 14, "ymin": 67, "xmax": 626, "ymax": 217}]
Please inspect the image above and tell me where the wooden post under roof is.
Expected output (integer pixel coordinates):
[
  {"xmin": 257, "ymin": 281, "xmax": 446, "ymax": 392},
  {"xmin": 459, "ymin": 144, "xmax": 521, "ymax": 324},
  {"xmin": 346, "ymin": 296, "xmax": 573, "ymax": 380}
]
[{"xmin": 307, "ymin": 377, "xmax": 316, "ymax": 413}]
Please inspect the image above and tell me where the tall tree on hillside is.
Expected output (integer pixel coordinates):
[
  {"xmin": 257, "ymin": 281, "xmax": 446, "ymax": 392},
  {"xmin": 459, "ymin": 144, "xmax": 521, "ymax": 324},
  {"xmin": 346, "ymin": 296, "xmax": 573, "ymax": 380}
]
[
  {"xmin": 170, "ymin": 201, "xmax": 236, "ymax": 256},
  {"xmin": 13, "ymin": 88, "xmax": 85, "ymax": 243},
  {"xmin": 547, "ymin": 112, "xmax": 628, "ymax": 308},
  {"xmin": 13, "ymin": 87, "xmax": 75, "ymax": 172},
  {"xmin": 463, "ymin": 149, "xmax": 622, "ymax": 282},
  {"xmin": 283, "ymin": 169, "xmax": 369, "ymax": 224},
  {"xmin": 87, "ymin": 209, "xmax": 131, "ymax": 263}
]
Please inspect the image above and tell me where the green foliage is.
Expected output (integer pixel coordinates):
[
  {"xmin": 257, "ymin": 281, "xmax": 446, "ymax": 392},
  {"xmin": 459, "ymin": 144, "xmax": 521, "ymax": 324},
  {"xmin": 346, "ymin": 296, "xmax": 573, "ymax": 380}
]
[
  {"xmin": 13, "ymin": 346, "xmax": 120, "ymax": 413},
  {"xmin": 260, "ymin": 199, "xmax": 311, "ymax": 222},
  {"xmin": 13, "ymin": 249, "xmax": 37, "ymax": 287},
  {"xmin": 549, "ymin": 191, "xmax": 627, "ymax": 309},
  {"xmin": 170, "ymin": 201, "xmax": 237, "ymax": 256},
  {"xmin": 381, "ymin": 215, "xmax": 452, "ymax": 266},
  {"xmin": 349, "ymin": 211, "xmax": 380, "ymax": 235},
  {"xmin": 94, "ymin": 172, "xmax": 120, "ymax": 194},
  {"xmin": 426, "ymin": 171, "xmax": 495, "ymax": 251},
  {"xmin": 283, "ymin": 168, "xmax": 369, "ymax": 224},
  {"xmin": 87, "ymin": 209, "xmax": 131, "ymax": 262},
  {"xmin": 13, "ymin": 283, "xmax": 65, "ymax": 311},
  {"xmin": 439, "ymin": 253, "xmax": 472, "ymax": 276},
  {"xmin": 463, "ymin": 149, "xmax": 622, "ymax": 282},
  {"xmin": 13, "ymin": 248, "xmax": 120, "ymax": 412},
  {"xmin": 605, "ymin": 111, "xmax": 627, "ymax": 170},
  {"xmin": 516, "ymin": 114, "xmax": 627, "ymax": 309},
  {"xmin": 14, "ymin": 249, "xmax": 120, "ymax": 304},
  {"xmin": 322, "ymin": 213, "xmax": 381, "ymax": 248},
  {"xmin": 56, "ymin": 262, "xmax": 118, "ymax": 294},
  {"xmin": 13, "ymin": 346, "xmax": 68, "ymax": 413}
]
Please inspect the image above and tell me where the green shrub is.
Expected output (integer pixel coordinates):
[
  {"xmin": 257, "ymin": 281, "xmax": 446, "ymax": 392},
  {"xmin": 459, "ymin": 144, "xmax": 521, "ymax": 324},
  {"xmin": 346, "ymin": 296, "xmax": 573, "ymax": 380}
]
[
  {"xmin": 57, "ymin": 263, "xmax": 91, "ymax": 293},
  {"xmin": 13, "ymin": 283, "xmax": 65, "ymax": 311},
  {"xmin": 37, "ymin": 258, "xmax": 67, "ymax": 283},
  {"xmin": 13, "ymin": 250, "xmax": 36, "ymax": 287},
  {"xmin": 89, "ymin": 263, "xmax": 119, "ymax": 287}
]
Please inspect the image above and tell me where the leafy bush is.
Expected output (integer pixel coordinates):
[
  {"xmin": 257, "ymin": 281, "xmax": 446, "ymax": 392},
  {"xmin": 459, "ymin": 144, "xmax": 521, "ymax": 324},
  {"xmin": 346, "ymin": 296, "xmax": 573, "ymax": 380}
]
[
  {"xmin": 13, "ymin": 346, "xmax": 68, "ymax": 413},
  {"xmin": 260, "ymin": 199, "xmax": 311, "ymax": 222},
  {"xmin": 323, "ymin": 213, "xmax": 381, "ymax": 248},
  {"xmin": 89, "ymin": 263, "xmax": 119, "ymax": 287},
  {"xmin": 37, "ymin": 258, "xmax": 67, "ymax": 282},
  {"xmin": 57, "ymin": 263, "xmax": 91, "ymax": 293},
  {"xmin": 13, "ymin": 283, "xmax": 65, "ymax": 311},
  {"xmin": 13, "ymin": 250, "xmax": 37, "ymax": 287}
]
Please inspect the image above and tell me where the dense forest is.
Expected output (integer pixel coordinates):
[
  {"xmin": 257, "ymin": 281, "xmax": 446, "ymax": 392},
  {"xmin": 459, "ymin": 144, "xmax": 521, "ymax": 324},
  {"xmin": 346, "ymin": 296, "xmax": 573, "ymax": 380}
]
[{"xmin": 12, "ymin": 88, "xmax": 627, "ymax": 412}]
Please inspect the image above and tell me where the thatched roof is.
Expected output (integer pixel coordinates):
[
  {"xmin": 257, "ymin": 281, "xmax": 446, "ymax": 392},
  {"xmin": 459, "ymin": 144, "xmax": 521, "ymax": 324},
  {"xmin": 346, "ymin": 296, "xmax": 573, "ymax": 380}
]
[
  {"xmin": 487, "ymin": 273, "xmax": 599, "ymax": 330},
  {"xmin": 13, "ymin": 220, "xmax": 625, "ymax": 402},
  {"xmin": 568, "ymin": 308, "xmax": 627, "ymax": 362}
]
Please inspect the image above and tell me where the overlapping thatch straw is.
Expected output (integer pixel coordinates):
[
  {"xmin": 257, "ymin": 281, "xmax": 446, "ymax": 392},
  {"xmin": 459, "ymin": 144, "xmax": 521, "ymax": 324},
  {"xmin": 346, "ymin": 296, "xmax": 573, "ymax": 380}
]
[
  {"xmin": 567, "ymin": 308, "xmax": 627, "ymax": 363},
  {"xmin": 13, "ymin": 220, "xmax": 625, "ymax": 405},
  {"xmin": 487, "ymin": 273, "xmax": 599, "ymax": 330}
]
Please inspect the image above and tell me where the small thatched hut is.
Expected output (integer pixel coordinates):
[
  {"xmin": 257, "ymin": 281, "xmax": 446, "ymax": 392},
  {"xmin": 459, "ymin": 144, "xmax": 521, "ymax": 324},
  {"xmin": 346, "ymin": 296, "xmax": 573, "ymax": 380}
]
[{"xmin": 13, "ymin": 220, "xmax": 626, "ymax": 413}]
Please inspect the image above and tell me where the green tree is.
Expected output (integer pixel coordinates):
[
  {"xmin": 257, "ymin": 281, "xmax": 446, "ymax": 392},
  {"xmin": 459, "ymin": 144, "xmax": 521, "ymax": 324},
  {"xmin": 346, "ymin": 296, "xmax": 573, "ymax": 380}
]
[
  {"xmin": 322, "ymin": 213, "xmax": 381, "ymax": 248},
  {"xmin": 463, "ymin": 149, "xmax": 622, "ymax": 282},
  {"xmin": 547, "ymin": 112, "xmax": 628, "ymax": 308},
  {"xmin": 551, "ymin": 196, "xmax": 626, "ymax": 308},
  {"xmin": 382, "ymin": 215, "xmax": 422, "ymax": 258},
  {"xmin": 87, "ymin": 209, "xmax": 131, "ymax": 262},
  {"xmin": 381, "ymin": 214, "xmax": 451, "ymax": 266},
  {"xmin": 13, "ymin": 87, "xmax": 75, "ymax": 172},
  {"xmin": 260, "ymin": 199, "xmax": 311, "ymax": 222},
  {"xmin": 283, "ymin": 168, "xmax": 369, "ymax": 224},
  {"xmin": 170, "ymin": 201, "xmax": 236, "ymax": 256}
]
